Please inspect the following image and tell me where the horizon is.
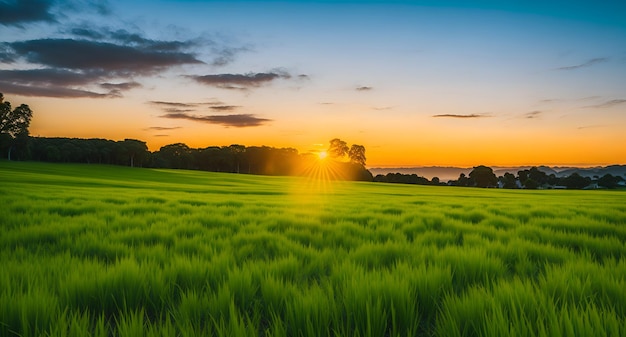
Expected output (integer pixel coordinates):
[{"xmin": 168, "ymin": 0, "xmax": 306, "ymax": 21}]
[{"xmin": 2, "ymin": 0, "xmax": 625, "ymax": 167}]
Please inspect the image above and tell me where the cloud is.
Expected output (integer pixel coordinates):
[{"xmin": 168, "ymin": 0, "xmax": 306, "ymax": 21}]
[
  {"xmin": 585, "ymin": 99, "xmax": 626, "ymax": 109},
  {"xmin": 524, "ymin": 111, "xmax": 543, "ymax": 119},
  {"xmin": 209, "ymin": 105, "xmax": 241, "ymax": 112},
  {"xmin": 0, "ymin": 81, "xmax": 114, "ymax": 98},
  {"xmin": 210, "ymin": 46, "xmax": 249, "ymax": 67},
  {"xmin": 0, "ymin": 0, "xmax": 55, "ymax": 26},
  {"xmin": 432, "ymin": 113, "xmax": 491, "ymax": 118},
  {"xmin": 1, "ymin": 30, "xmax": 203, "ymax": 98},
  {"xmin": 0, "ymin": 0, "xmax": 112, "ymax": 27},
  {"xmin": 149, "ymin": 100, "xmax": 242, "ymax": 114},
  {"xmin": 557, "ymin": 57, "xmax": 608, "ymax": 71},
  {"xmin": 0, "ymin": 68, "xmax": 139, "ymax": 98},
  {"xmin": 149, "ymin": 101, "xmax": 200, "ymax": 109},
  {"xmin": 100, "ymin": 81, "xmax": 142, "ymax": 91},
  {"xmin": 187, "ymin": 71, "xmax": 291, "ymax": 90},
  {"xmin": 161, "ymin": 113, "xmax": 271, "ymax": 127},
  {"xmin": 8, "ymin": 38, "xmax": 203, "ymax": 75},
  {"xmin": 144, "ymin": 126, "xmax": 181, "ymax": 131},
  {"xmin": 356, "ymin": 86, "xmax": 372, "ymax": 91}
]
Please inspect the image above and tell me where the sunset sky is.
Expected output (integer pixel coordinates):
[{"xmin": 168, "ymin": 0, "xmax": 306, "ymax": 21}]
[{"xmin": 1, "ymin": 0, "xmax": 625, "ymax": 167}]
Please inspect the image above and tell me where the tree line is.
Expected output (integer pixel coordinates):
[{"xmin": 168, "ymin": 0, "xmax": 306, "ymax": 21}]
[
  {"xmin": 1, "ymin": 94, "xmax": 372, "ymax": 180},
  {"xmin": 375, "ymin": 165, "xmax": 624, "ymax": 189},
  {"xmin": 7, "ymin": 137, "xmax": 373, "ymax": 181}
]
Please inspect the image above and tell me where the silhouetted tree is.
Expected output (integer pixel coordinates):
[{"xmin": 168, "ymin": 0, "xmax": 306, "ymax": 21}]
[
  {"xmin": 500, "ymin": 172, "xmax": 518, "ymax": 189},
  {"xmin": 455, "ymin": 173, "xmax": 470, "ymax": 187},
  {"xmin": 469, "ymin": 165, "xmax": 497, "ymax": 187},
  {"xmin": 155, "ymin": 143, "xmax": 192, "ymax": 169},
  {"xmin": 120, "ymin": 139, "xmax": 149, "ymax": 167},
  {"xmin": 348, "ymin": 144, "xmax": 366, "ymax": 166},
  {"xmin": 598, "ymin": 174, "xmax": 622, "ymax": 189},
  {"xmin": 0, "ymin": 93, "xmax": 33, "ymax": 160},
  {"xmin": 328, "ymin": 138, "xmax": 349, "ymax": 159},
  {"xmin": 562, "ymin": 173, "xmax": 591, "ymax": 189}
]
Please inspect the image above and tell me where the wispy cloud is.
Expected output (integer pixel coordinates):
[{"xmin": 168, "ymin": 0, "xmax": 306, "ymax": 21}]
[
  {"xmin": 577, "ymin": 125, "xmax": 607, "ymax": 130},
  {"xmin": 144, "ymin": 126, "xmax": 181, "ymax": 131},
  {"xmin": 209, "ymin": 105, "xmax": 241, "ymax": 112},
  {"xmin": 161, "ymin": 113, "xmax": 271, "ymax": 127},
  {"xmin": 557, "ymin": 57, "xmax": 608, "ymax": 71},
  {"xmin": 584, "ymin": 99, "xmax": 626, "ymax": 109},
  {"xmin": 432, "ymin": 113, "xmax": 491, "ymax": 118},
  {"xmin": 356, "ymin": 86, "xmax": 373, "ymax": 91},
  {"xmin": 187, "ymin": 70, "xmax": 292, "ymax": 90},
  {"xmin": 524, "ymin": 111, "xmax": 543, "ymax": 119}
]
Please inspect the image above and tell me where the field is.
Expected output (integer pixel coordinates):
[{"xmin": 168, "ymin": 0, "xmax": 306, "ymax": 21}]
[{"xmin": 1, "ymin": 161, "xmax": 625, "ymax": 337}]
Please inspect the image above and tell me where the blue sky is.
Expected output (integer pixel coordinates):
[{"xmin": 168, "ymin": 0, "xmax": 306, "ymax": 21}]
[{"xmin": 1, "ymin": 0, "xmax": 625, "ymax": 166}]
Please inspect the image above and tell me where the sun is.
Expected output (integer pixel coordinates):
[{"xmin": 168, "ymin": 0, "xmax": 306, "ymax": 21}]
[{"xmin": 318, "ymin": 151, "xmax": 328, "ymax": 160}]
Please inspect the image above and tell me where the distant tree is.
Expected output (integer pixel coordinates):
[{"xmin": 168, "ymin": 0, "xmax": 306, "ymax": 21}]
[
  {"xmin": 598, "ymin": 174, "xmax": 622, "ymax": 189},
  {"xmin": 327, "ymin": 138, "xmax": 349, "ymax": 159},
  {"xmin": 156, "ymin": 143, "xmax": 192, "ymax": 169},
  {"xmin": 348, "ymin": 144, "xmax": 366, "ymax": 166},
  {"xmin": 500, "ymin": 172, "xmax": 518, "ymax": 189},
  {"xmin": 455, "ymin": 173, "xmax": 470, "ymax": 187},
  {"xmin": 431, "ymin": 177, "xmax": 440, "ymax": 185},
  {"xmin": 120, "ymin": 139, "xmax": 149, "ymax": 167},
  {"xmin": 469, "ymin": 165, "xmax": 497, "ymax": 188},
  {"xmin": 517, "ymin": 170, "xmax": 529, "ymax": 185},
  {"xmin": 524, "ymin": 178, "xmax": 539, "ymax": 189},
  {"xmin": 563, "ymin": 173, "xmax": 591, "ymax": 189},
  {"xmin": 0, "ymin": 93, "xmax": 33, "ymax": 160}
]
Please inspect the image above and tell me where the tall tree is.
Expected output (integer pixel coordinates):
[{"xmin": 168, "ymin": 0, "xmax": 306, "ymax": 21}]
[
  {"xmin": 0, "ymin": 93, "xmax": 33, "ymax": 160},
  {"xmin": 469, "ymin": 165, "xmax": 498, "ymax": 188},
  {"xmin": 348, "ymin": 144, "xmax": 366, "ymax": 166},
  {"xmin": 327, "ymin": 138, "xmax": 349, "ymax": 159}
]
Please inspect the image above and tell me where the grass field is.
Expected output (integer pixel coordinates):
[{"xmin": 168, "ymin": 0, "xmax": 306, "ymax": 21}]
[{"xmin": 1, "ymin": 161, "xmax": 625, "ymax": 337}]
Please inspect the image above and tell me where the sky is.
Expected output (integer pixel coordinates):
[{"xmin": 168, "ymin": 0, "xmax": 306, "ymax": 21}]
[{"xmin": 1, "ymin": 0, "xmax": 625, "ymax": 167}]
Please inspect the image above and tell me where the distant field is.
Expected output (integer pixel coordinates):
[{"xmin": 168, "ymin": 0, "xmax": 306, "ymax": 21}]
[{"xmin": 1, "ymin": 161, "xmax": 625, "ymax": 337}]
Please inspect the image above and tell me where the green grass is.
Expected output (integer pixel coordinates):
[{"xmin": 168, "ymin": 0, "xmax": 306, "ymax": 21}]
[{"xmin": 1, "ymin": 160, "xmax": 625, "ymax": 336}]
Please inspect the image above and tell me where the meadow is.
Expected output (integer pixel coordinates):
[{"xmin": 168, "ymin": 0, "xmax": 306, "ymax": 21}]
[{"xmin": 0, "ymin": 161, "xmax": 625, "ymax": 337}]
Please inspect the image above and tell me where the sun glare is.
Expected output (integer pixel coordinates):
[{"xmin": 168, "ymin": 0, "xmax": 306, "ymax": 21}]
[{"xmin": 318, "ymin": 151, "xmax": 328, "ymax": 160}]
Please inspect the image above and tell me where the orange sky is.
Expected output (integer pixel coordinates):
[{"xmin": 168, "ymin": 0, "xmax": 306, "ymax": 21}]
[{"xmin": 3, "ymin": 1, "xmax": 626, "ymax": 167}]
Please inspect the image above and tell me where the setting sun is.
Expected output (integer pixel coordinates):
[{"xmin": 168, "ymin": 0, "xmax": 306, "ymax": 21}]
[{"xmin": 318, "ymin": 151, "xmax": 328, "ymax": 160}]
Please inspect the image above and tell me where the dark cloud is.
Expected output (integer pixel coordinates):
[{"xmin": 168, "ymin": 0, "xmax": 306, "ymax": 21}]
[
  {"xmin": 99, "ymin": 82, "xmax": 141, "ymax": 98},
  {"xmin": 149, "ymin": 101, "xmax": 199, "ymax": 109},
  {"xmin": 8, "ymin": 38, "xmax": 203, "ymax": 75},
  {"xmin": 432, "ymin": 113, "xmax": 490, "ymax": 118},
  {"xmin": 209, "ymin": 105, "xmax": 240, "ymax": 112},
  {"xmin": 69, "ymin": 27, "xmax": 196, "ymax": 52},
  {"xmin": 524, "ymin": 111, "xmax": 542, "ymax": 119},
  {"xmin": 1, "ymin": 34, "xmax": 202, "ymax": 98},
  {"xmin": 557, "ymin": 57, "xmax": 608, "ymax": 71},
  {"xmin": 0, "ymin": 81, "xmax": 114, "ymax": 98},
  {"xmin": 161, "ymin": 113, "xmax": 271, "ymax": 127},
  {"xmin": 356, "ymin": 86, "xmax": 372, "ymax": 91},
  {"xmin": 144, "ymin": 126, "xmax": 181, "ymax": 131},
  {"xmin": 0, "ymin": 0, "xmax": 112, "ymax": 27},
  {"xmin": 187, "ymin": 71, "xmax": 291, "ymax": 90},
  {"xmin": 0, "ymin": 68, "xmax": 140, "ymax": 98},
  {"xmin": 149, "ymin": 100, "xmax": 239, "ymax": 114},
  {"xmin": 0, "ymin": 68, "xmax": 103, "ymax": 86},
  {"xmin": 585, "ymin": 99, "xmax": 626, "ymax": 109},
  {"xmin": 0, "ymin": 0, "xmax": 55, "ymax": 26},
  {"xmin": 100, "ymin": 81, "xmax": 142, "ymax": 91}
]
